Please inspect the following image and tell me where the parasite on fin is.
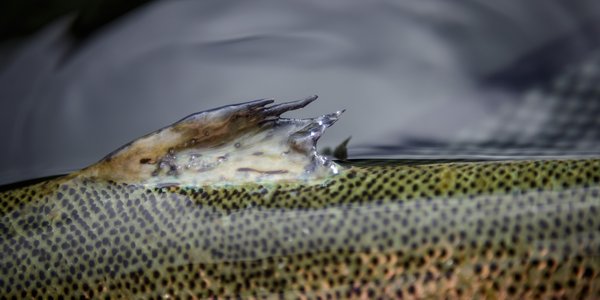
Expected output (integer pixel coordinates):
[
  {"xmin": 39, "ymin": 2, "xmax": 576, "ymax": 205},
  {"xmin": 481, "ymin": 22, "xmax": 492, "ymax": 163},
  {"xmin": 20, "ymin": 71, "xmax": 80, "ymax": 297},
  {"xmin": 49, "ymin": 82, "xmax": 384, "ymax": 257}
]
[{"xmin": 78, "ymin": 96, "xmax": 343, "ymax": 186}]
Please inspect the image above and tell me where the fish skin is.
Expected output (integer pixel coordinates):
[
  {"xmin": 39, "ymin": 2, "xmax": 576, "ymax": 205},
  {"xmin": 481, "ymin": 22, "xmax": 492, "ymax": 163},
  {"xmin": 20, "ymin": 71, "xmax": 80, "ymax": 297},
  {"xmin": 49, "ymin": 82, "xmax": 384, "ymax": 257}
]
[
  {"xmin": 1, "ymin": 159, "xmax": 599, "ymax": 299},
  {"xmin": 1, "ymin": 97, "xmax": 599, "ymax": 299}
]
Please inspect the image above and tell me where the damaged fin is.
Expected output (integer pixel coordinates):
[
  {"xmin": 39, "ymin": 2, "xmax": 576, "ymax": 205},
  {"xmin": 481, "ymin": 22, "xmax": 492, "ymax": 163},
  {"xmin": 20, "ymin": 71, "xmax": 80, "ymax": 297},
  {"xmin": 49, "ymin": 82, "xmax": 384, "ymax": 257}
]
[{"xmin": 78, "ymin": 95, "xmax": 344, "ymax": 186}]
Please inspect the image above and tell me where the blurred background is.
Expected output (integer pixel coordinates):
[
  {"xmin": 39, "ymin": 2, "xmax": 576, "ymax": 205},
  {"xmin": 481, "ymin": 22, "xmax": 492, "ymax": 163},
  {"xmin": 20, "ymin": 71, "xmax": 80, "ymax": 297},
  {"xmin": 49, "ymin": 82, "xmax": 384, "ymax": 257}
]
[{"xmin": 1, "ymin": 0, "xmax": 600, "ymax": 184}]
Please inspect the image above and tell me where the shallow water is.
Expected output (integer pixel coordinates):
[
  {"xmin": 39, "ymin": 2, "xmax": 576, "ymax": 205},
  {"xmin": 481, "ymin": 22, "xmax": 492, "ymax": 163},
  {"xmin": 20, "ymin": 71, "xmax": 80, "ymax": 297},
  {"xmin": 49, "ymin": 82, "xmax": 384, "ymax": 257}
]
[{"xmin": 1, "ymin": 0, "xmax": 600, "ymax": 184}]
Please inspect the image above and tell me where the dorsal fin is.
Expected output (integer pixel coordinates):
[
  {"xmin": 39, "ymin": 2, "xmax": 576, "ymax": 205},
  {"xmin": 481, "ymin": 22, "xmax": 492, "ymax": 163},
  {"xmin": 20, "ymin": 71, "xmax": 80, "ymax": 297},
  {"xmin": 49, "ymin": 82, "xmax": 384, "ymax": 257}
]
[{"xmin": 77, "ymin": 96, "xmax": 344, "ymax": 186}]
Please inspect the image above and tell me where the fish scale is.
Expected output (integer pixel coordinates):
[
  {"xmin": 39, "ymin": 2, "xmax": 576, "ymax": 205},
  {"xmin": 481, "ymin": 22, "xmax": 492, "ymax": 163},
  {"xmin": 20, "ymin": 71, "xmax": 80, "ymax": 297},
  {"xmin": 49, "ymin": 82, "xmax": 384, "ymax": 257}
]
[
  {"xmin": 1, "ymin": 97, "xmax": 599, "ymax": 299},
  {"xmin": 1, "ymin": 160, "xmax": 599, "ymax": 299}
]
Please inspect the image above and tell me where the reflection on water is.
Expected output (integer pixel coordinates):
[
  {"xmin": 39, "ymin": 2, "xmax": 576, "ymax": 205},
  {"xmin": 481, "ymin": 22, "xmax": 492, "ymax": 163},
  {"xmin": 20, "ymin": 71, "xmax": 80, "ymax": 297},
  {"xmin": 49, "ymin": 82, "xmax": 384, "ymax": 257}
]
[{"xmin": 1, "ymin": 0, "xmax": 600, "ymax": 184}]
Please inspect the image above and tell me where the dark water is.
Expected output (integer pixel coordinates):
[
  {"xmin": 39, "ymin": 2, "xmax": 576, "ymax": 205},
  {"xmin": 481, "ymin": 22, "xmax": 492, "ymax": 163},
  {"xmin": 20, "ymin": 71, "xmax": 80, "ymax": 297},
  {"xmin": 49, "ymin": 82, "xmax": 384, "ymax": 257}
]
[{"xmin": 1, "ymin": 0, "xmax": 600, "ymax": 185}]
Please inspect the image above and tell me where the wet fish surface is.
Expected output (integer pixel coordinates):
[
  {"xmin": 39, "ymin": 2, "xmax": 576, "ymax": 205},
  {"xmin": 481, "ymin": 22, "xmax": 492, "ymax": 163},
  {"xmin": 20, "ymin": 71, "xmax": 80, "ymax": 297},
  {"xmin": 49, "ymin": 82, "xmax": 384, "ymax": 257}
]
[{"xmin": 1, "ymin": 97, "xmax": 599, "ymax": 299}]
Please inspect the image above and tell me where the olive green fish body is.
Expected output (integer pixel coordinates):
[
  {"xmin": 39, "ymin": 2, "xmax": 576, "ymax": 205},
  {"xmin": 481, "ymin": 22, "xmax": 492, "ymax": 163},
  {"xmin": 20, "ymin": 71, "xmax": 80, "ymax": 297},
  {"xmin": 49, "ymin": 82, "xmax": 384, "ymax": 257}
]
[
  {"xmin": 1, "ymin": 159, "xmax": 599, "ymax": 299},
  {"xmin": 1, "ymin": 98, "xmax": 599, "ymax": 299}
]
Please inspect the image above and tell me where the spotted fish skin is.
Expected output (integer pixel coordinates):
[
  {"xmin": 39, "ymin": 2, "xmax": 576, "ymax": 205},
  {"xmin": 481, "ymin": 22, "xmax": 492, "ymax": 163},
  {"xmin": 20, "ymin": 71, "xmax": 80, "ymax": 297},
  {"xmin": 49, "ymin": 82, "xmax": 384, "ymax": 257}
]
[{"xmin": 1, "ymin": 159, "xmax": 599, "ymax": 299}]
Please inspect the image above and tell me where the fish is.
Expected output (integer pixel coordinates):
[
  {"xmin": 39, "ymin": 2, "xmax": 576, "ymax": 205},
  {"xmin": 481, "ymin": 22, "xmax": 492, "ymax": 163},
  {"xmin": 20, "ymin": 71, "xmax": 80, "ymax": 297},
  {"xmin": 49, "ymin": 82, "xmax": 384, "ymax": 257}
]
[{"xmin": 1, "ymin": 96, "xmax": 599, "ymax": 299}]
